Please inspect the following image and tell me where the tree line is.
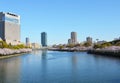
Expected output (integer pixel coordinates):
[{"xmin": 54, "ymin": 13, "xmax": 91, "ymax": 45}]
[{"xmin": 0, "ymin": 41, "xmax": 28, "ymax": 49}]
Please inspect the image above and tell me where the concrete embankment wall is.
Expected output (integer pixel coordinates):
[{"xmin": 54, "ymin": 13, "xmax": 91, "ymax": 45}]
[
  {"xmin": 88, "ymin": 50, "xmax": 120, "ymax": 57},
  {"xmin": 48, "ymin": 49, "xmax": 87, "ymax": 52}
]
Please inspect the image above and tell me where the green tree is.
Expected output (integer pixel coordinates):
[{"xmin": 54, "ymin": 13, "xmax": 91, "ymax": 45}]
[
  {"xmin": 83, "ymin": 42, "xmax": 92, "ymax": 47},
  {"xmin": 67, "ymin": 44, "xmax": 75, "ymax": 48},
  {"xmin": 59, "ymin": 45, "xmax": 64, "ymax": 49},
  {"xmin": 101, "ymin": 42, "xmax": 112, "ymax": 48},
  {"xmin": 93, "ymin": 44, "xmax": 102, "ymax": 49},
  {"xmin": 75, "ymin": 44, "xmax": 81, "ymax": 47},
  {"xmin": 0, "ymin": 41, "xmax": 27, "ymax": 49},
  {"xmin": 115, "ymin": 42, "xmax": 120, "ymax": 46},
  {"xmin": 0, "ymin": 41, "xmax": 8, "ymax": 48},
  {"xmin": 93, "ymin": 42, "xmax": 112, "ymax": 49}
]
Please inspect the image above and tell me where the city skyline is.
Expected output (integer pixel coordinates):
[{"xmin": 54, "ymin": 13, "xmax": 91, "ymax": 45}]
[{"xmin": 0, "ymin": 0, "xmax": 120, "ymax": 45}]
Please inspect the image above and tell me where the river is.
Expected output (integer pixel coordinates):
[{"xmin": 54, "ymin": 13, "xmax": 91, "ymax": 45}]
[{"xmin": 0, "ymin": 50, "xmax": 120, "ymax": 83}]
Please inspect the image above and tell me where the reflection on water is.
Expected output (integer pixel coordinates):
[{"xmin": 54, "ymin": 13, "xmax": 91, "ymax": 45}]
[
  {"xmin": 41, "ymin": 50, "xmax": 47, "ymax": 81},
  {"xmin": 41, "ymin": 50, "xmax": 47, "ymax": 59},
  {"xmin": 0, "ymin": 50, "xmax": 120, "ymax": 83},
  {"xmin": 0, "ymin": 57, "xmax": 21, "ymax": 83}
]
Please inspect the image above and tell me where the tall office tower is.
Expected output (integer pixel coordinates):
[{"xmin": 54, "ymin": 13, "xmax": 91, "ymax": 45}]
[
  {"xmin": 0, "ymin": 12, "xmax": 20, "ymax": 45},
  {"xmin": 41, "ymin": 32, "xmax": 47, "ymax": 47},
  {"xmin": 71, "ymin": 32, "xmax": 77, "ymax": 44},
  {"xmin": 68, "ymin": 39, "xmax": 72, "ymax": 45},
  {"xmin": 86, "ymin": 37, "xmax": 92, "ymax": 44},
  {"xmin": 26, "ymin": 37, "xmax": 30, "ymax": 47}
]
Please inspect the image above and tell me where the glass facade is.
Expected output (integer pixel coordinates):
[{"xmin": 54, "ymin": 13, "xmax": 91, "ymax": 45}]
[
  {"xmin": 2, "ymin": 16, "xmax": 19, "ymax": 24},
  {"xmin": 41, "ymin": 32, "xmax": 47, "ymax": 47}
]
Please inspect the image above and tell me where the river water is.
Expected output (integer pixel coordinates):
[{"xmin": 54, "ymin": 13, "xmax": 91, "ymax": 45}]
[{"xmin": 0, "ymin": 50, "xmax": 120, "ymax": 83}]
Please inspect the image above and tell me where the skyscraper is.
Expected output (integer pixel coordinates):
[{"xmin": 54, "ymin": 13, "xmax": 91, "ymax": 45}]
[
  {"xmin": 68, "ymin": 39, "xmax": 72, "ymax": 45},
  {"xmin": 41, "ymin": 32, "xmax": 47, "ymax": 47},
  {"xmin": 0, "ymin": 12, "xmax": 20, "ymax": 45},
  {"xmin": 71, "ymin": 32, "xmax": 77, "ymax": 44},
  {"xmin": 86, "ymin": 37, "xmax": 92, "ymax": 44},
  {"xmin": 26, "ymin": 37, "xmax": 30, "ymax": 47}
]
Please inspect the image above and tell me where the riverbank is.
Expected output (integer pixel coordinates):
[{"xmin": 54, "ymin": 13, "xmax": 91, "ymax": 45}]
[
  {"xmin": 88, "ymin": 46, "xmax": 120, "ymax": 57},
  {"xmin": 0, "ymin": 53, "xmax": 26, "ymax": 59},
  {"xmin": 0, "ymin": 48, "xmax": 32, "ymax": 59},
  {"xmin": 48, "ymin": 47, "xmax": 91, "ymax": 52}
]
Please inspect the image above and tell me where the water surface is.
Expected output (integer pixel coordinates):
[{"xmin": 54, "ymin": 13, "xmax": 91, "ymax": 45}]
[{"xmin": 0, "ymin": 50, "xmax": 120, "ymax": 83}]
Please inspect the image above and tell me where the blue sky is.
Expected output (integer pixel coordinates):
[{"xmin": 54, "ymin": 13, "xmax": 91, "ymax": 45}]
[{"xmin": 0, "ymin": 0, "xmax": 120, "ymax": 45}]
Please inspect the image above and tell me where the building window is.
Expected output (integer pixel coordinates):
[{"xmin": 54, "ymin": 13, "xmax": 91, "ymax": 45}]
[{"xmin": 2, "ymin": 16, "xmax": 19, "ymax": 24}]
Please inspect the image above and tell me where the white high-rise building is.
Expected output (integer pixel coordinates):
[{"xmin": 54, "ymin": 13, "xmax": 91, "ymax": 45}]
[
  {"xmin": 0, "ymin": 12, "xmax": 20, "ymax": 45},
  {"xmin": 71, "ymin": 32, "xmax": 77, "ymax": 44}
]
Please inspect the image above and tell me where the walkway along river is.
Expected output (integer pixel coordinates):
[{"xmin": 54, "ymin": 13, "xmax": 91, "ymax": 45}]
[{"xmin": 0, "ymin": 50, "xmax": 120, "ymax": 83}]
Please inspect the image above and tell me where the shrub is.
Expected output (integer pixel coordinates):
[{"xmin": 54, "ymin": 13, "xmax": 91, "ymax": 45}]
[
  {"xmin": 94, "ymin": 42, "xmax": 112, "ymax": 49},
  {"xmin": 115, "ymin": 42, "xmax": 120, "ymax": 46},
  {"xmin": 0, "ymin": 41, "xmax": 8, "ymax": 48},
  {"xmin": 84, "ymin": 42, "xmax": 92, "ymax": 47},
  {"xmin": 67, "ymin": 44, "xmax": 75, "ymax": 48},
  {"xmin": 0, "ymin": 41, "xmax": 26, "ymax": 49}
]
